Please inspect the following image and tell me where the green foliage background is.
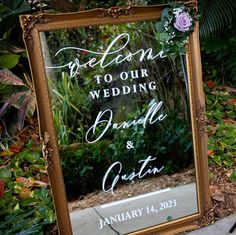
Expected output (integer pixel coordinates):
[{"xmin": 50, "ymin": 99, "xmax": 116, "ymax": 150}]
[{"xmin": 0, "ymin": 140, "xmax": 56, "ymax": 234}]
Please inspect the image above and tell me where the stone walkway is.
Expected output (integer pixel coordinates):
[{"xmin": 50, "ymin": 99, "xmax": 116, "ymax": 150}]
[
  {"xmin": 70, "ymin": 183, "xmax": 198, "ymax": 235},
  {"xmin": 186, "ymin": 213, "xmax": 236, "ymax": 235}
]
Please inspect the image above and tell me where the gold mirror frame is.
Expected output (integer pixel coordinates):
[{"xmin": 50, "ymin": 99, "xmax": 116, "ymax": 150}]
[{"xmin": 20, "ymin": 3, "xmax": 211, "ymax": 234}]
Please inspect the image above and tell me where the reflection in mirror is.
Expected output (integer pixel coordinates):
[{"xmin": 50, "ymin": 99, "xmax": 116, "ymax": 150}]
[{"xmin": 40, "ymin": 20, "xmax": 198, "ymax": 235}]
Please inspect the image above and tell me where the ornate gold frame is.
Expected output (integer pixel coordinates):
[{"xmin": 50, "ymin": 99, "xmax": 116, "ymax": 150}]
[{"xmin": 20, "ymin": 3, "xmax": 211, "ymax": 235}]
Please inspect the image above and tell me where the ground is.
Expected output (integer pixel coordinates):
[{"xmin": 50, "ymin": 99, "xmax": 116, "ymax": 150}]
[
  {"xmin": 68, "ymin": 168, "xmax": 196, "ymax": 211},
  {"xmin": 208, "ymin": 164, "xmax": 236, "ymax": 220},
  {"xmin": 67, "ymin": 164, "xmax": 236, "ymax": 229}
]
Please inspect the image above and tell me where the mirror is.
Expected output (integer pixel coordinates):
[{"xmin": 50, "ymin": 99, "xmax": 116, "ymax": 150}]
[{"xmin": 20, "ymin": 4, "xmax": 209, "ymax": 235}]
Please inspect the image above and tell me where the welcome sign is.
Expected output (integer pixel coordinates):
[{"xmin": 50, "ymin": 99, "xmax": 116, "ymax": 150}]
[{"xmin": 20, "ymin": 3, "xmax": 210, "ymax": 235}]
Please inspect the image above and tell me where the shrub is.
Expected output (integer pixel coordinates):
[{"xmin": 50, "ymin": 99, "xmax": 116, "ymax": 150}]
[{"xmin": 0, "ymin": 140, "xmax": 56, "ymax": 234}]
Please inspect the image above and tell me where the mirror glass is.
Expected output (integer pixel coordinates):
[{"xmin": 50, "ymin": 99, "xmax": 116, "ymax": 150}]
[{"xmin": 40, "ymin": 20, "xmax": 198, "ymax": 235}]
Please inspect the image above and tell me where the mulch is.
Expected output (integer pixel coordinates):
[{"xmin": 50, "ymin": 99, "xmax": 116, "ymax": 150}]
[{"xmin": 208, "ymin": 164, "xmax": 236, "ymax": 220}]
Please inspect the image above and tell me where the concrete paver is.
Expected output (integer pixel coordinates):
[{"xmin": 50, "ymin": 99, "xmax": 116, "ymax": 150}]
[
  {"xmin": 70, "ymin": 183, "xmax": 198, "ymax": 235},
  {"xmin": 186, "ymin": 213, "xmax": 236, "ymax": 235}
]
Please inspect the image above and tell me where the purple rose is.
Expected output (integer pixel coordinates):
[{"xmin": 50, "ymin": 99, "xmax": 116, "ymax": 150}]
[{"xmin": 174, "ymin": 12, "xmax": 192, "ymax": 32}]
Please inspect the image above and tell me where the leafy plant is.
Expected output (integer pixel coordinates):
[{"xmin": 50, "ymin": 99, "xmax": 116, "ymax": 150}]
[
  {"xmin": 205, "ymin": 85, "xmax": 236, "ymax": 168},
  {"xmin": 199, "ymin": 0, "xmax": 236, "ymax": 86},
  {"xmin": 48, "ymin": 72, "xmax": 91, "ymax": 145},
  {"xmin": 207, "ymin": 123, "xmax": 236, "ymax": 167},
  {"xmin": 201, "ymin": 28, "xmax": 236, "ymax": 86},
  {"xmin": 0, "ymin": 1, "xmax": 37, "ymax": 136},
  {"xmin": 198, "ymin": 0, "xmax": 236, "ymax": 39},
  {"xmin": 0, "ymin": 69, "xmax": 36, "ymax": 131},
  {"xmin": 0, "ymin": 140, "xmax": 56, "ymax": 235}
]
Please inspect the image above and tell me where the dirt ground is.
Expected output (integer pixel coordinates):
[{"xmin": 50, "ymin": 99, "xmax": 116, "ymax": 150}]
[{"xmin": 208, "ymin": 164, "xmax": 236, "ymax": 220}]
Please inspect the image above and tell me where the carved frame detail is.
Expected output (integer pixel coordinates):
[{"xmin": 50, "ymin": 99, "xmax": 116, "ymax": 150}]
[
  {"xmin": 42, "ymin": 132, "xmax": 53, "ymax": 169},
  {"xmin": 196, "ymin": 102, "xmax": 207, "ymax": 137},
  {"xmin": 20, "ymin": 14, "xmax": 50, "ymax": 46},
  {"xmin": 97, "ymin": 7, "xmax": 134, "ymax": 18}
]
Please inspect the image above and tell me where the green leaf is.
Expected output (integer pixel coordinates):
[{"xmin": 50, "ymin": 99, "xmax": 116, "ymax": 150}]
[
  {"xmin": 34, "ymin": 187, "xmax": 49, "ymax": 200},
  {"xmin": 159, "ymin": 32, "xmax": 170, "ymax": 42},
  {"xmin": 0, "ymin": 4, "xmax": 10, "ymax": 20},
  {"xmin": 226, "ymin": 111, "xmax": 236, "ymax": 119},
  {"xmin": 223, "ymin": 159, "xmax": 234, "ymax": 167},
  {"xmin": 25, "ymin": 139, "xmax": 34, "ymax": 148},
  {"xmin": 210, "ymin": 155, "xmax": 222, "ymax": 165},
  {"xmin": 212, "ymin": 110, "xmax": 223, "ymax": 120},
  {"xmin": 230, "ymin": 172, "xmax": 236, "ymax": 180},
  {"xmin": 0, "ymin": 168, "xmax": 11, "ymax": 179},
  {"xmin": 199, "ymin": 0, "xmax": 236, "ymax": 39},
  {"xmin": 24, "ymin": 151, "xmax": 41, "ymax": 164},
  {"xmin": 155, "ymin": 22, "xmax": 164, "ymax": 32},
  {"xmin": 14, "ymin": 224, "xmax": 43, "ymax": 235},
  {"xmin": 161, "ymin": 8, "xmax": 171, "ymax": 21},
  {"xmin": 9, "ymin": 0, "xmax": 24, "ymax": 10},
  {"xmin": 2, "ymin": 2, "xmax": 31, "ymax": 18},
  {"xmin": 0, "ymin": 83, "xmax": 14, "ymax": 95},
  {"xmin": 207, "ymin": 136, "xmax": 216, "ymax": 150},
  {"xmin": 179, "ymin": 47, "xmax": 186, "ymax": 54},
  {"xmin": 225, "ymin": 104, "xmax": 235, "ymax": 111},
  {"xmin": 0, "ymin": 54, "xmax": 20, "ymax": 69}
]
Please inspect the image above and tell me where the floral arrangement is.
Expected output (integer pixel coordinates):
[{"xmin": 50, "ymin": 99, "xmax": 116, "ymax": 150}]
[{"xmin": 156, "ymin": 4, "xmax": 196, "ymax": 55}]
